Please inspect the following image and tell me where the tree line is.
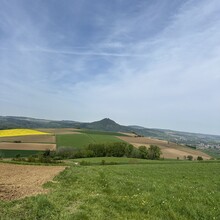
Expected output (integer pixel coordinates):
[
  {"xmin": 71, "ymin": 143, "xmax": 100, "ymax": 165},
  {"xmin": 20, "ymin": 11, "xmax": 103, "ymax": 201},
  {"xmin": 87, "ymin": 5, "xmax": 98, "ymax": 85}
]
[{"xmin": 56, "ymin": 142, "xmax": 161, "ymax": 160}]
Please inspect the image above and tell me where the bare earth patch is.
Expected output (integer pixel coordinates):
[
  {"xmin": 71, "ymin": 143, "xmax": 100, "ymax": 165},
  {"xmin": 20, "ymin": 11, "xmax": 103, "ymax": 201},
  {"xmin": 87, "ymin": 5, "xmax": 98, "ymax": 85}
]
[
  {"xmin": 118, "ymin": 136, "xmax": 211, "ymax": 160},
  {"xmin": 0, "ymin": 163, "xmax": 66, "ymax": 201},
  {"xmin": 0, "ymin": 135, "xmax": 56, "ymax": 143},
  {"xmin": 0, "ymin": 143, "xmax": 56, "ymax": 151}
]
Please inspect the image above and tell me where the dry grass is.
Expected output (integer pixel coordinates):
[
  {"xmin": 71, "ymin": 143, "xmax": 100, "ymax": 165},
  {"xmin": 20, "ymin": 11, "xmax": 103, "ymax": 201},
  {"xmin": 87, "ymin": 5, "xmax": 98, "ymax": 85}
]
[{"xmin": 117, "ymin": 136, "xmax": 211, "ymax": 160}]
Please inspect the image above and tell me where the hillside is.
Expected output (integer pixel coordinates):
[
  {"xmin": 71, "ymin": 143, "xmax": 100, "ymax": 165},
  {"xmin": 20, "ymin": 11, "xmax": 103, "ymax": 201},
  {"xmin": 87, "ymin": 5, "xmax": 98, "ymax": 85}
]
[{"xmin": 1, "ymin": 116, "xmax": 220, "ymax": 153}]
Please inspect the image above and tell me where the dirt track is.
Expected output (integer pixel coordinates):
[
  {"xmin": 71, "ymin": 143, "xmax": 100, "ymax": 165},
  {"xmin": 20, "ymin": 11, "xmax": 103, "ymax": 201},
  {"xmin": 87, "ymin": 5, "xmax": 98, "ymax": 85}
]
[
  {"xmin": 0, "ymin": 143, "xmax": 56, "ymax": 151},
  {"xmin": 0, "ymin": 163, "xmax": 66, "ymax": 200}
]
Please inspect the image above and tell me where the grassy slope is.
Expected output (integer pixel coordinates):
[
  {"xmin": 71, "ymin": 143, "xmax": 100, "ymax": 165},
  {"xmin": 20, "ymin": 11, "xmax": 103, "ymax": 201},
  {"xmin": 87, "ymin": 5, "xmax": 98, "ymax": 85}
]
[
  {"xmin": 0, "ymin": 159, "xmax": 219, "ymax": 220},
  {"xmin": 202, "ymin": 149, "xmax": 220, "ymax": 159},
  {"xmin": 56, "ymin": 133, "xmax": 125, "ymax": 149}
]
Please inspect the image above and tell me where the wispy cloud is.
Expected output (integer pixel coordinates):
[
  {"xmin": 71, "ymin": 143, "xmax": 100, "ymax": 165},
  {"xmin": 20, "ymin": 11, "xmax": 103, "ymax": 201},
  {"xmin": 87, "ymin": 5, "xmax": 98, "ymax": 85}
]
[
  {"xmin": 0, "ymin": 0, "xmax": 220, "ymax": 134},
  {"xmin": 0, "ymin": 47, "xmax": 148, "ymax": 57}
]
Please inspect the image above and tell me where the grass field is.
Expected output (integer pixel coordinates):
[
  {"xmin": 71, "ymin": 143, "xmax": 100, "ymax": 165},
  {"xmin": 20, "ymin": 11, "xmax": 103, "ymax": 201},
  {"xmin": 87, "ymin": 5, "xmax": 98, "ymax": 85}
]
[
  {"xmin": 0, "ymin": 159, "xmax": 219, "ymax": 219},
  {"xmin": 78, "ymin": 130, "xmax": 129, "ymax": 136},
  {"xmin": 202, "ymin": 149, "xmax": 220, "ymax": 159},
  {"xmin": 56, "ymin": 133, "xmax": 125, "ymax": 149},
  {"xmin": 0, "ymin": 149, "xmax": 44, "ymax": 158}
]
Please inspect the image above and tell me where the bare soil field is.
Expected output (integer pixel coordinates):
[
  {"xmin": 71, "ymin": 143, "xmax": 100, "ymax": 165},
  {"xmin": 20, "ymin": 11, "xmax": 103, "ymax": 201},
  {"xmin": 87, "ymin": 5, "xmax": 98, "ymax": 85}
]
[
  {"xmin": 0, "ymin": 143, "xmax": 56, "ymax": 151},
  {"xmin": 0, "ymin": 135, "xmax": 55, "ymax": 143},
  {"xmin": 0, "ymin": 163, "xmax": 66, "ymax": 201},
  {"xmin": 37, "ymin": 128, "xmax": 81, "ymax": 135},
  {"xmin": 118, "ymin": 136, "xmax": 211, "ymax": 160}
]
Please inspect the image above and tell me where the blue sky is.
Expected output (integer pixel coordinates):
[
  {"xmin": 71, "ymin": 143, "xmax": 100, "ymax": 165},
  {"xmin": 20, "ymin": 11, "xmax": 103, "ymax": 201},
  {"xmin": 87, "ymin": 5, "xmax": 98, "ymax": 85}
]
[{"xmin": 0, "ymin": 0, "xmax": 220, "ymax": 135}]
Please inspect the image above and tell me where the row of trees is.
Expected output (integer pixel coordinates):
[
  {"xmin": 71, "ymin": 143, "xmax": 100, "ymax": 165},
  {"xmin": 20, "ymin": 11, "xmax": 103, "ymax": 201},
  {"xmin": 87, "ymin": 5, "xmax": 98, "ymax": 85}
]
[{"xmin": 56, "ymin": 142, "xmax": 161, "ymax": 160}]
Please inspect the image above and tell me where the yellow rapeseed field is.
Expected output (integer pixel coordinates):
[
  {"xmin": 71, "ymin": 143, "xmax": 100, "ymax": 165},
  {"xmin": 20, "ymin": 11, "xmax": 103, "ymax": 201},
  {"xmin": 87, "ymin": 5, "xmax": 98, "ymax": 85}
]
[{"xmin": 0, "ymin": 129, "xmax": 49, "ymax": 137}]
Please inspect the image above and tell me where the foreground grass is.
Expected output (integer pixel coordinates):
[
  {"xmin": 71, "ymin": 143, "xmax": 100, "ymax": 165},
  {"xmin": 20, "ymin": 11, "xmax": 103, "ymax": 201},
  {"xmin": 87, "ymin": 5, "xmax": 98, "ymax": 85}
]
[{"xmin": 0, "ymin": 160, "xmax": 219, "ymax": 219}]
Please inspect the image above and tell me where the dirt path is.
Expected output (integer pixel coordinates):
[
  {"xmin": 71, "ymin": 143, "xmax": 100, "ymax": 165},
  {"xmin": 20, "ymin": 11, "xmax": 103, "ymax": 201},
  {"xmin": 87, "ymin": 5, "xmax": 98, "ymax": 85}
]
[{"xmin": 0, "ymin": 163, "xmax": 66, "ymax": 200}]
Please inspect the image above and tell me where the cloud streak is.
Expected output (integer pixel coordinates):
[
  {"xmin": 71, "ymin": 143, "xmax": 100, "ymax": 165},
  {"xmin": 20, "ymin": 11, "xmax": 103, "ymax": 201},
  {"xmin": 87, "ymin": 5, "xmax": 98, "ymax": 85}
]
[
  {"xmin": 0, "ymin": 0, "xmax": 220, "ymax": 134},
  {"xmin": 0, "ymin": 47, "xmax": 148, "ymax": 57}
]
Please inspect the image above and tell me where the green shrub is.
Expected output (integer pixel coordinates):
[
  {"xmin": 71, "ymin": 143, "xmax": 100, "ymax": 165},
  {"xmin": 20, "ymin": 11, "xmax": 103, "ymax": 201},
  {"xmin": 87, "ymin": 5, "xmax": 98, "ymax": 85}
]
[
  {"xmin": 187, "ymin": 155, "xmax": 193, "ymax": 161},
  {"xmin": 197, "ymin": 156, "xmax": 203, "ymax": 161},
  {"xmin": 27, "ymin": 156, "xmax": 36, "ymax": 162},
  {"xmin": 148, "ymin": 145, "xmax": 161, "ymax": 160},
  {"xmin": 80, "ymin": 160, "xmax": 91, "ymax": 166},
  {"xmin": 138, "ymin": 146, "xmax": 148, "ymax": 159}
]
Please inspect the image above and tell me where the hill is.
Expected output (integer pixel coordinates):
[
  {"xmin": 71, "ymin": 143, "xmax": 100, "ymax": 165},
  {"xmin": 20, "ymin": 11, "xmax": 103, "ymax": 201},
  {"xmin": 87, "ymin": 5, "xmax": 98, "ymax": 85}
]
[{"xmin": 0, "ymin": 116, "xmax": 220, "ymax": 155}]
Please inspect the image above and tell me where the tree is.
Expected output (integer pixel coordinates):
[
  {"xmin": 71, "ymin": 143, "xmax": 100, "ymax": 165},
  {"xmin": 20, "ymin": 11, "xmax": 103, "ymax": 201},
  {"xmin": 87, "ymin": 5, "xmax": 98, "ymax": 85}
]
[
  {"xmin": 197, "ymin": 156, "xmax": 203, "ymax": 161},
  {"xmin": 187, "ymin": 155, "xmax": 193, "ymax": 161},
  {"xmin": 138, "ymin": 146, "xmax": 148, "ymax": 159},
  {"xmin": 148, "ymin": 145, "xmax": 161, "ymax": 160}
]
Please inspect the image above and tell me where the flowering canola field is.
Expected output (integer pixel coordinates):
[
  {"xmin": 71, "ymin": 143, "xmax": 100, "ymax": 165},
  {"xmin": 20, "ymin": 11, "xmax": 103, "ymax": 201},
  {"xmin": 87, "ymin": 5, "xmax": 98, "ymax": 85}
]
[{"xmin": 0, "ymin": 129, "xmax": 49, "ymax": 137}]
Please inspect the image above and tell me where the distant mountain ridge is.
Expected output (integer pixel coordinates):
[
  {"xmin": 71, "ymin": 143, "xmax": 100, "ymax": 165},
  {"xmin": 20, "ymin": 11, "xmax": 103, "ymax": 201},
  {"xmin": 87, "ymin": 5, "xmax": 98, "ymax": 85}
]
[{"xmin": 1, "ymin": 116, "xmax": 220, "ymax": 146}]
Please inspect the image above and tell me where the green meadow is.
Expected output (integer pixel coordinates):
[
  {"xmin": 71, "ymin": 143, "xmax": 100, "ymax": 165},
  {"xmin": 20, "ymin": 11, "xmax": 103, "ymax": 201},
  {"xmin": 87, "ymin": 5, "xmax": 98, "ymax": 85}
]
[
  {"xmin": 0, "ymin": 149, "xmax": 44, "ymax": 158},
  {"xmin": 1, "ymin": 159, "xmax": 219, "ymax": 220},
  {"xmin": 56, "ymin": 131, "xmax": 126, "ymax": 149}
]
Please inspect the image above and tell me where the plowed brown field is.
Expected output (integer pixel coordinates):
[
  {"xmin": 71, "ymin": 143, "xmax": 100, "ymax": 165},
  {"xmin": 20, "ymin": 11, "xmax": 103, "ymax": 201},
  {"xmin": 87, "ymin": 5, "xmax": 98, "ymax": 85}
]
[
  {"xmin": 117, "ymin": 136, "xmax": 211, "ymax": 160},
  {"xmin": 0, "ymin": 135, "xmax": 55, "ymax": 143},
  {"xmin": 0, "ymin": 143, "xmax": 56, "ymax": 151},
  {"xmin": 0, "ymin": 163, "xmax": 66, "ymax": 200}
]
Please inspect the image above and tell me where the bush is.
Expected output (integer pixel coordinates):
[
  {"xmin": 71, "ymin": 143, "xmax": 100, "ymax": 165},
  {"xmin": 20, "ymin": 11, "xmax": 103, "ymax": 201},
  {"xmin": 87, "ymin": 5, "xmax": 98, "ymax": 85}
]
[
  {"xmin": 130, "ymin": 147, "xmax": 141, "ymax": 158},
  {"xmin": 197, "ymin": 156, "xmax": 203, "ymax": 161},
  {"xmin": 87, "ymin": 143, "xmax": 133, "ymax": 158},
  {"xmin": 138, "ymin": 146, "xmax": 148, "ymax": 159},
  {"xmin": 187, "ymin": 155, "xmax": 193, "ymax": 161},
  {"xmin": 27, "ymin": 156, "xmax": 36, "ymax": 163},
  {"xmin": 56, "ymin": 147, "xmax": 78, "ymax": 158},
  {"xmin": 43, "ymin": 149, "xmax": 51, "ymax": 157},
  {"xmin": 80, "ymin": 160, "xmax": 91, "ymax": 166},
  {"xmin": 124, "ymin": 144, "xmax": 134, "ymax": 157},
  {"xmin": 147, "ymin": 145, "xmax": 161, "ymax": 160}
]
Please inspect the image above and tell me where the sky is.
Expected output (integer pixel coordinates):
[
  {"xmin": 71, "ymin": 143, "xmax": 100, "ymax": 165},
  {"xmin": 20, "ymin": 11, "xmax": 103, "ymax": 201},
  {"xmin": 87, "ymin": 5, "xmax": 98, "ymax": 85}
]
[{"xmin": 0, "ymin": 0, "xmax": 220, "ymax": 135}]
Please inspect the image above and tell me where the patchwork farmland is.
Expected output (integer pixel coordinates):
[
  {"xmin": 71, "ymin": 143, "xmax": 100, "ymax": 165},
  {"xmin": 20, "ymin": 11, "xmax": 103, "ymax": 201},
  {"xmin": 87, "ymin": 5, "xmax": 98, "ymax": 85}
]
[
  {"xmin": 0, "ymin": 129, "xmax": 56, "ymax": 157},
  {"xmin": 0, "ymin": 128, "xmax": 211, "ymax": 159}
]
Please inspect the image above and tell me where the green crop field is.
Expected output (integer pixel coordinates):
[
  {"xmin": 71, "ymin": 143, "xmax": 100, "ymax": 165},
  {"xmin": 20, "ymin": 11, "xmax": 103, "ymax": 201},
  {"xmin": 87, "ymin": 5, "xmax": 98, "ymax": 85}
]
[
  {"xmin": 56, "ymin": 133, "xmax": 125, "ymax": 149},
  {"xmin": 1, "ymin": 159, "xmax": 219, "ymax": 220},
  {"xmin": 0, "ymin": 149, "xmax": 44, "ymax": 158},
  {"xmin": 78, "ymin": 129, "xmax": 129, "ymax": 136}
]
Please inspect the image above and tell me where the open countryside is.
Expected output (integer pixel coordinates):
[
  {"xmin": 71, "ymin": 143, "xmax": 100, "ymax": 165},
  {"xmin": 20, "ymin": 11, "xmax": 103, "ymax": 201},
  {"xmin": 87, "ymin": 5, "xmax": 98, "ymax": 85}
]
[
  {"xmin": 0, "ymin": 129, "xmax": 56, "ymax": 157},
  {"xmin": 0, "ymin": 127, "xmax": 211, "ymax": 160},
  {"xmin": 0, "ymin": 123, "xmax": 220, "ymax": 219}
]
